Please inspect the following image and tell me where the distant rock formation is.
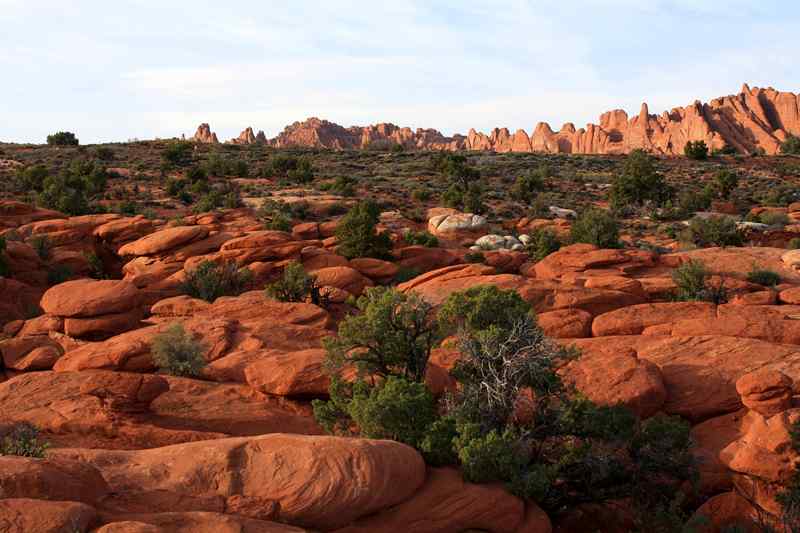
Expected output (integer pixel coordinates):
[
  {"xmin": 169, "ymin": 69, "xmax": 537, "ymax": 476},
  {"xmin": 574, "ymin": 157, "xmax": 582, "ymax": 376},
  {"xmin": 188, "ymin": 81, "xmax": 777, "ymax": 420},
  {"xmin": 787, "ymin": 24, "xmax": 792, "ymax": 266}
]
[
  {"xmin": 191, "ymin": 84, "xmax": 800, "ymax": 155},
  {"xmin": 192, "ymin": 123, "xmax": 219, "ymax": 144}
]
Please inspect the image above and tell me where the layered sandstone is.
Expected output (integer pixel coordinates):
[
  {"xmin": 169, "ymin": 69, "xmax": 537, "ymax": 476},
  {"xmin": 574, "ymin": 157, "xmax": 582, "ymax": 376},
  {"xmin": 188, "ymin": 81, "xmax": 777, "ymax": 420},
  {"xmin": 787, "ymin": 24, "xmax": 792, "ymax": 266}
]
[{"xmin": 196, "ymin": 84, "xmax": 799, "ymax": 155}]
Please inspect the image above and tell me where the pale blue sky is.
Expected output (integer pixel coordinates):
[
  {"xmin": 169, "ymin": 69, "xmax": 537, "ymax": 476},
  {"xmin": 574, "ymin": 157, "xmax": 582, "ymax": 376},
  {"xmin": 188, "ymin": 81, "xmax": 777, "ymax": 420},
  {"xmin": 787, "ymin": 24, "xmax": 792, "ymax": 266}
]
[{"xmin": 1, "ymin": 0, "xmax": 797, "ymax": 144}]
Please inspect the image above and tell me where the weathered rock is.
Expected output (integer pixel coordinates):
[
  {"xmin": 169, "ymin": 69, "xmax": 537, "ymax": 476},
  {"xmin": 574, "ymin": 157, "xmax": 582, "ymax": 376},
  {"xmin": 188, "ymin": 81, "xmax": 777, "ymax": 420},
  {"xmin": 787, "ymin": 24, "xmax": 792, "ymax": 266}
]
[
  {"xmin": 118, "ymin": 226, "xmax": 209, "ymax": 257},
  {"xmin": 50, "ymin": 434, "xmax": 426, "ymax": 529},
  {"xmin": 312, "ymin": 266, "xmax": 374, "ymax": 296},
  {"xmin": 244, "ymin": 349, "xmax": 329, "ymax": 397},
  {"xmin": 0, "ymin": 499, "xmax": 96, "ymax": 533},
  {"xmin": 96, "ymin": 513, "xmax": 305, "ymax": 533},
  {"xmin": 41, "ymin": 279, "xmax": 142, "ymax": 318},
  {"xmin": 428, "ymin": 212, "xmax": 487, "ymax": 239},
  {"xmin": 0, "ymin": 455, "xmax": 109, "ymax": 503},
  {"xmin": 536, "ymin": 308, "xmax": 593, "ymax": 338},
  {"xmin": 593, "ymin": 302, "xmax": 716, "ymax": 337}
]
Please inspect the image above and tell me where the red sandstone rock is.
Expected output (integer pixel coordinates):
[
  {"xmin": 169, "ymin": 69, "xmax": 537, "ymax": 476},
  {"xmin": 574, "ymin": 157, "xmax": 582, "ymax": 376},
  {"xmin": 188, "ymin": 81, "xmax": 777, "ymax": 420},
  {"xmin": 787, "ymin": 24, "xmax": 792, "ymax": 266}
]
[
  {"xmin": 244, "ymin": 349, "xmax": 329, "ymax": 397},
  {"xmin": 536, "ymin": 308, "xmax": 593, "ymax": 338},
  {"xmin": 0, "ymin": 499, "xmax": 96, "ymax": 533},
  {"xmin": 41, "ymin": 279, "xmax": 142, "ymax": 318},
  {"xmin": 736, "ymin": 369, "xmax": 794, "ymax": 417},
  {"xmin": 192, "ymin": 123, "xmax": 219, "ymax": 144}
]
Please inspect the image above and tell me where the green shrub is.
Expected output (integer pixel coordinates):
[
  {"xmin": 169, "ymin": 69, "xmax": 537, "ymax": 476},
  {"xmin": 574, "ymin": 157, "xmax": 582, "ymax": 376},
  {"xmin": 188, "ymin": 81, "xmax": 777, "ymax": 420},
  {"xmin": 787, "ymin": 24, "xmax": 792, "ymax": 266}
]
[
  {"xmin": 323, "ymin": 287, "xmax": 440, "ymax": 382},
  {"xmin": 94, "ymin": 146, "xmax": 115, "ymax": 161},
  {"xmin": 265, "ymin": 261, "xmax": 326, "ymax": 305},
  {"xmin": 711, "ymin": 169, "xmax": 739, "ymax": 199},
  {"xmin": 781, "ymin": 135, "xmax": 800, "ymax": 155},
  {"xmin": 47, "ymin": 265, "xmax": 73, "ymax": 286},
  {"xmin": 181, "ymin": 260, "xmax": 251, "ymax": 302},
  {"xmin": 464, "ymin": 251, "xmax": 485, "ymax": 264},
  {"xmin": 609, "ymin": 149, "xmax": 673, "ymax": 211},
  {"xmin": 162, "ymin": 141, "xmax": 194, "ymax": 167},
  {"xmin": 438, "ymin": 285, "xmax": 531, "ymax": 337},
  {"xmin": 525, "ymin": 228, "xmax": 560, "ymax": 261},
  {"xmin": 571, "ymin": 209, "xmax": 620, "ymax": 248},
  {"xmin": 15, "ymin": 164, "xmax": 49, "ymax": 192},
  {"xmin": 30, "ymin": 235, "xmax": 52, "ymax": 260},
  {"xmin": 680, "ymin": 215, "xmax": 743, "ymax": 248},
  {"xmin": 790, "ymin": 238, "xmax": 800, "ymax": 250},
  {"xmin": 37, "ymin": 159, "xmax": 108, "ymax": 216},
  {"xmin": 186, "ymin": 165, "xmax": 207, "ymax": 182},
  {"xmin": 151, "ymin": 323, "xmax": 207, "ymax": 377},
  {"xmin": 85, "ymin": 251, "xmax": 107, "ymax": 279},
  {"xmin": 347, "ymin": 376, "xmax": 438, "ymax": 447},
  {"xmin": 335, "ymin": 201, "xmax": 393, "ymax": 259},
  {"xmin": 203, "ymin": 153, "xmax": 248, "ymax": 177},
  {"xmin": 46, "ymin": 131, "xmax": 79, "ymax": 146},
  {"xmin": 257, "ymin": 200, "xmax": 293, "ymax": 231},
  {"xmin": 393, "ymin": 266, "xmax": 421, "ymax": 284},
  {"xmin": 434, "ymin": 153, "xmax": 481, "ymax": 189},
  {"xmin": 761, "ymin": 211, "xmax": 790, "ymax": 227},
  {"xmin": 0, "ymin": 423, "xmax": 49, "ymax": 457},
  {"xmin": 456, "ymin": 425, "xmax": 525, "ymax": 485},
  {"xmin": 328, "ymin": 175, "xmax": 356, "ymax": 196},
  {"xmin": 411, "ymin": 189, "xmax": 431, "ymax": 202},
  {"xmin": 711, "ymin": 143, "xmax": 738, "ymax": 156},
  {"xmin": 746, "ymin": 267, "xmax": 781, "ymax": 287},
  {"xmin": 404, "ymin": 230, "xmax": 439, "ymax": 248},
  {"xmin": 672, "ymin": 259, "xmax": 727, "ymax": 303},
  {"xmin": 287, "ymin": 158, "xmax": 314, "ymax": 184},
  {"xmin": 511, "ymin": 165, "xmax": 548, "ymax": 204},
  {"xmin": 676, "ymin": 188, "xmax": 712, "ymax": 217},
  {"xmin": 684, "ymin": 140, "xmax": 708, "ymax": 160}
]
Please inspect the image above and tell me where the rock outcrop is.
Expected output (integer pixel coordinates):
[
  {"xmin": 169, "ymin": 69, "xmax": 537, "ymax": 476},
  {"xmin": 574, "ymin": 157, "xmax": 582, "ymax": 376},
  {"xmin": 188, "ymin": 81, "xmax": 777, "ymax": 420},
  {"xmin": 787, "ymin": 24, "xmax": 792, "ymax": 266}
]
[
  {"xmin": 197, "ymin": 84, "xmax": 800, "ymax": 155},
  {"xmin": 192, "ymin": 123, "xmax": 219, "ymax": 144}
]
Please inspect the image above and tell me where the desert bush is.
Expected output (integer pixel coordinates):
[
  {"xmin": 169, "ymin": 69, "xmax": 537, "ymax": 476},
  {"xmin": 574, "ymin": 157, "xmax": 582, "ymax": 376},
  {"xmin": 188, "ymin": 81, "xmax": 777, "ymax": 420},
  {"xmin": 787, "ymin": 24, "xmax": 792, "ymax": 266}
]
[
  {"xmin": 609, "ymin": 149, "xmax": 673, "ymax": 212},
  {"xmin": 265, "ymin": 261, "xmax": 326, "ymax": 305},
  {"xmin": 192, "ymin": 185, "xmax": 241, "ymax": 213},
  {"xmin": 30, "ymin": 235, "xmax": 52, "ymax": 260},
  {"xmin": 684, "ymin": 140, "xmax": 709, "ymax": 160},
  {"xmin": 790, "ymin": 238, "xmax": 800, "ymax": 250},
  {"xmin": 151, "ymin": 323, "xmax": 206, "ymax": 377},
  {"xmin": 162, "ymin": 141, "xmax": 194, "ymax": 167},
  {"xmin": 711, "ymin": 169, "xmax": 739, "ymax": 199},
  {"xmin": 761, "ymin": 211, "xmax": 791, "ymax": 227},
  {"xmin": 761, "ymin": 184, "xmax": 799, "ymax": 207},
  {"xmin": 324, "ymin": 287, "xmax": 440, "ymax": 382},
  {"xmin": 181, "ymin": 260, "xmax": 251, "ymax": 302},
  {"xmin": 711, "ymin": 143, "xmax": 738, "ymax": 156},
  {"xmin": 0, "ymin": 423, "xmax": 49, "ymax": 457},
  {"xmin": 46, "ymin": 265, "xmax": 73, "ymax": 286},
  {"xmin": 404, "ymin": 230, "xmax": 439, "ymax": 248},
  {"xmin": 672, "ymin": 259, "xmax": 727, "ymax": 303},
  {"xmin": 675, "ymin": 188, "xmax": 712, "ymax": 216},
  {"xmin": 511, "ymin": 165, "xmax": 549, "ymax": 204},
  {"xmin": 94, "ymin": 146, "xmax": 115, "ymax": 161},
  {"xmin": 335, "ymin": 201, "xmax": 393, "ymax": 259},
  {"xmin": 464, "ymin": 251, "xmax": 486, "ymax": 264},
  {"xmin": 204, "ymin": 153, "xmax": 249, "ymax": 177},
  {"xmin": 680, "ymin": 215, "xmax": 743, "ymax": 248},
  {"xmin": 438, "ymin": 284, "xmax": 531, "ymax": 337},
  {"xmin": 746, "ymin": 267, "xmax": 781, "ymax": 287},
  {"xmin": 781, "ymin": 135, "xmax": 800, "ymax": 155},
  {"xmin": 186, "ymin": 165, "xmax": 207, "ymax": 182},
  {"xmin": 326, "ymin": 175, "xmax": 357, "ymax": 196},
  {"xmin": 46, "ymin": 131, "xmax": 79, "ymax": 146},
  {"xmin": 38, "ymin": 159, "xmax": 109, "ymax": 215},
  {"xmin": 411, "ymin": 188, "xmax": 431, "ymax": 202},
  {"xmin": 525, "ymin": 228, "xmax": 560, "ymax": 261},
  {"xmin": 571, "ymin": 209, "xmax": 620, "ymax": 248},
  {"xmin": 14, "ymin": 164, "xmax": 49, "ymax": 192},
  {"xmin": 85, "ymin": 251, "xmax": 107, "ymax": 279},
  {"xmin": 434, "ymin": 153, "xmax": 481, "ymax": 189},
  {"xmin": 287, "ymin": 158, "xmax": 314, "ymax": 184}
]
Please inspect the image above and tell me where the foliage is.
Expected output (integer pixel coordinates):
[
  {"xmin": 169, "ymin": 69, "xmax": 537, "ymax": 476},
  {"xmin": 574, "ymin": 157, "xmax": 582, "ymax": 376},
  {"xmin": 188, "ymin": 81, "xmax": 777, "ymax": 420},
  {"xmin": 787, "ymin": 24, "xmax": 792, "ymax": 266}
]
[
  {"xmin": 464, "ymin": 251, "xmax": 486, "ymax": 263},
  {"xmin": 404, "ymin": 230, "xmax": 439, "ymax": 248},
  {"xmin": 95, "ymin": 146, "xmax": 115, "ymax": 161},
  {"xmin": 781, "ymin": 135, "xmax": 800, "ymax": 155},
  {"xmin": 0, "ymin": 423, "xmax": 49, "ymax": 457},
  {"xmin": 323, "ymin": 287, "xmax": 440, "ymax": 382},
  {"xmin": 438, "ymin": 284, "xmax": 532, "ymax": 337},
  {"xmin": 204, "ymin": 153, "xmax": 249, "ymax": 177},
  {"xmin": 257, "ymin": 200, "xmax": 293, "ymax": 231},
  {"xmin": 265, "ymin": 261, "xmax": 326, "ymax": 305},
  {"xmin": 151, "ymin": 323, "xmax": 207, "ymax": 377},
  {"xmin": 335, "ymin": 201, "xmax": 393, "ymax": 259},
  {"xmin": 511, "ymin": 165, "xmax": 549, "ymax": 204},
  {"xmin": 790, "ymin": 238, "xmax": 800, "ymax": 250},
  {"xmin": 46, "ymin": 265, "xmax": 73, "ymax": 286},
  {"xmin": 37, "ymin": 159, "xmax": 109, "ymax": 215},
  {"xmin": 525, "ymin": 228, "xmax": 561, "ymax": 262},
  {"xmin": 325, "ymin": 175, "xmax": 357, "ymax": 196},
  {"xmin": 609, "ymin": 149, "xmax": 674, "ymax": 212},
  {"xmin": 675, "ymin": 188, "xmax": 712, "ymax": 217},
  {"xmin": 434, "ymin": 153, "xmax": 481, "ymax": 189},
  {"xmin": 672, "ymin": 259, "xmax": 727, "ymax": 303},
  {"xmin": 711, "ymin": 169, "xmax": 739, "ymax": 199},
  {"xmin": 46, "ymin": 131, "xmax": 79, "ymax": 146},
  {"xmin": 760, "ymin": 211, "xmax": 790, "ymax": 227},
  {"xmin": 746, "ymin": 267, "xmax": 781, "ymax": 287},
  {"xmin": 181, "ymin": 260, "xmax": 252, "ymax": 302},
  {"xmin": 162, "ymin": 141, "xmax": 194, "ymax": 167},
  {"xmin": 30, "ymin": 235, "xmax": 52, "ymax": 261},
  {"xmin": 14, "ymin": 164, "xmax": 49, "ymax": 192},
  {"xmin": 571, "ymin": 209, "xmax": 620, "ymax": 248},
  {"xmin": 680, "ymin": 215, "xmax": 743, "ymax": 248},
  {"xmin": 265, "ymin": 155, "xmax": 314, "ymax": 183},
  {"xmin": 684, "ymin": 140, "xmax": 709, "ymax": 160}
]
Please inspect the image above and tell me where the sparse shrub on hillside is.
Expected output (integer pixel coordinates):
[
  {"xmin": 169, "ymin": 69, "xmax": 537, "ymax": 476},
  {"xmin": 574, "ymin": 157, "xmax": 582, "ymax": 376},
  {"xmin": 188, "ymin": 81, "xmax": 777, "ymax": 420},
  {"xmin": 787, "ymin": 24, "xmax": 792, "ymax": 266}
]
[
  {"xmin": 162, "ymin": 141, "xmax": 194, "ymax": 167},
  {"xmin": 186, "ymin": 165, "xmax": 207, "ymax": 182},
  {"xmin": 571, "ymin": 209, "xmax": 620, "ymax": 248},
  {"xmin": 672, "ymin": 259, "xmax": 727, "ymax": 303},
  {"xmin": 335, "ymin": 201, "xmax": 393, "ymax": 259},
  {"xmin": 47, "ymin": 265, "xmax": 73, "ymax": 286},
  {"xmin": 760, "ymin": 184, "xmax": 798, "ymax": 207},
  {"xmin": 411, "ymin": 188, "xmax": 431, "ymax": 202},
  {"xmin": 511, "ymin": 165, "xmax": 549, "ymax": 204},
  {"xmin": 711, "ymin": 169, "xmax": 739, "ymax": 199},
  {"xmin": 760, "ymin": 211, "xmax": 790, "ymax": 227},
  {"xmin": 781, "ymin": 135, "xmax": 800, "ymax": 155},
  {"xmin": 0, "ymin": 423, "xmax": 49, "ymax": 457},
  {"xmin": 46, "ymin": 131, "xmax": 79, "ymax": 146},
  {"xmin": 404, "ymin": 230, "xmax": 439, "ymax": 248},
  {"xmin": 609, "ymin": 149, "xmax": 674, "ymax": 212},
  {"xmin": 684, "ymin": 140, "xmax": 709, "ymax": 160},
  {"xmin": 439, "ymin": 284, "xmax": 532, "ymax": 337},
  {"xmin": 38, "ymin": 159, "xmax": 109, "ymax": 215},
  {"xmin": 525, "ymin": 228, "xmax": 561, "ymax": 262},
  {"xmin": 265, "ymin": 261, "xmax": 326, "ymax": 305},
  {"xmin": 434, "ymin": 153, "xmax": 481, "ymax": 189},
  {"xmin": 192, "ymin": 185, "xmax": 241, "ymax": 214},
  {"xmin": 464, "ymin": 251, "xmax": 485, "ymax": 264},
  {"xmin": 324, "ymin": 175, "xmax": 357, "ymax": 196},
  {"xmin": 287, "ymin": 158, "xmax": 314, "ymax": 184},
  {"xmin": 711, "ymin": 143, "xmax": 738, "ymax": 156},
  {"xmin": 675, "ymin": 188, "xmax": 712, "ymax": 217},
  {"xmin": 181, "ymin": 260, "xmax": 251, "ymax": 302},
  {"xmin": 95, "ymin": 146, "xmax": 115, "ymax": 161},
  {"xmin": 746, "ymin": 267, "xmax": 781, "ymax": 287},
  {"xmin": 204, "ymin": 153, "xmax": 249, "ymax": 177},
  {"xmin": 680, "ymin": 215, "xmax": 743, "ymax": 248},
  {"xmin": 14, "ymin": 164, "xmax": 49, "ymax": 192},
  {"xmin": 263, "ymin": 154, "xmax": 313, "ymax": 183},
  {"xmin": 790, "ymin": 238, "xmax": 800, "ymax": 250},
  {"xmin": 257, "ymin": 200, "xmax": 295, "ymax": 231},
  {"xmin": 30, "ymin": 235, "xmax": 52, "ymax": 260},
  {"xmin": 151, "ymin": 323, "xmax": 207, "ymax": 377}
]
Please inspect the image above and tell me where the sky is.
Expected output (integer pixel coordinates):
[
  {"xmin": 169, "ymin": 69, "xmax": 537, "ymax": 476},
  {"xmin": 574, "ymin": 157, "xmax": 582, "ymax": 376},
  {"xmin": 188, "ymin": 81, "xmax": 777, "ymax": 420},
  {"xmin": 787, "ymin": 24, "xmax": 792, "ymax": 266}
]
[{"xmin": 1, "ymin": 0, "xmax": 798, "ymax": 144}]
